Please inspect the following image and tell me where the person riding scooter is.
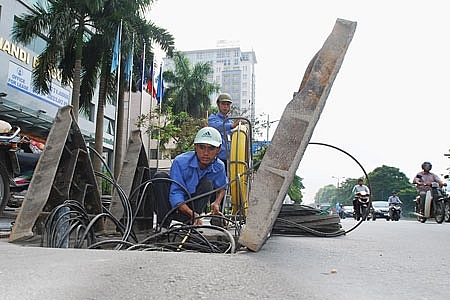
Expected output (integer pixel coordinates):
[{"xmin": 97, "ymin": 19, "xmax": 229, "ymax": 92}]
[
  {"xmin": 387, "ymin": 191, "xmax": 402, "ymax": 220},
  {"xmin": 352, "ymin": 178, "xmax": 370, "ymax": 220},
  {"xmin": 412, "ymin": 162, "xmax": 445, "ymax": 215}
]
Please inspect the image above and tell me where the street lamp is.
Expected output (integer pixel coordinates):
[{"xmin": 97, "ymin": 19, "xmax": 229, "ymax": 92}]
[
  {"xmin": 266, "ymin": 114, "xmax": 280, "ymax": 141},
  {"xmin": 332, "ymin": 176, "xmax": 345, "ymax": 188}
]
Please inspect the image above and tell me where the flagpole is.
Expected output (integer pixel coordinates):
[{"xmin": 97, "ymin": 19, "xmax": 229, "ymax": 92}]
[
  {"xmin": 138, "ymin": 43, "xmax": 148, "ymax": 164},
  {"xmin": 112, "ymin": 19, "xmax": 122, "ymax": 177},
  {"xmin": 140, "ymin": 42, "xmax": 145, "ymax": 119},
  {"xmin": 156, "ymin": 63, "xmax": 163, "ymax": 172},
  {"xmin": 148, "ymin": 59, "xmax": 154, "ymax": 165},
  {"xmin": 149, "ymin": 59, "xmax": 154, "ymax": 123},
  {"xmin": 126, "ymin": 33, "xmax": 134, "ymax": 144}
]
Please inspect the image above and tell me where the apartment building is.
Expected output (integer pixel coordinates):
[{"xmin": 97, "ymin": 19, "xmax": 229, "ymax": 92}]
[{"xmin": 163, "ymin": 40, "xmax": 257, "ymax": 123}]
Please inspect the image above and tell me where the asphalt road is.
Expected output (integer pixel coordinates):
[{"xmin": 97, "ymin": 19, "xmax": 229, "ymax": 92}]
[{"xmin": 0, "ymin": 216, "xmax": 449, "ymax": 299}]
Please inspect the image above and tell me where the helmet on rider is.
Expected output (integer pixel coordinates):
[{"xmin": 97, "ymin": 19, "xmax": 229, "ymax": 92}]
[{"xmin": 421, "ymin": 161, "xmax": 432, "ymax": 171}]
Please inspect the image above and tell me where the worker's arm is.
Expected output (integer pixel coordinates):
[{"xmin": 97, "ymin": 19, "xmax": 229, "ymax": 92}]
[
  {"xmin": 177, "ymin": 203, "xmax": 202, "ymax": 225},
  {"xmin": 210, "ymin": 189, "xmax": 226, "ymax": 215}
]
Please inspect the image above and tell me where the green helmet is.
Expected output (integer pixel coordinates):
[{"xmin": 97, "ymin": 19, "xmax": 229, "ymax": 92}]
[
  {"xmin": 216, "ymin": 93, "xmax": 232, "ymax": 103},
  {"xmin": 194, "ymin": 127, "xmax": 222, "ymax": 147}
]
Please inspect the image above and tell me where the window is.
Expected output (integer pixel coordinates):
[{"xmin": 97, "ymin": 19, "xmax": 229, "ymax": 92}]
[{"xmin": 104, "ymin": 117, "xmax": 115, "ymax": 135}]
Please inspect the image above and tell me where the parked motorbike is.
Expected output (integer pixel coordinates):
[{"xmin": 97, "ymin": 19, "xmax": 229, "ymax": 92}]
[
  {"xmin": 0, "ymin": 126, "xmax": 43, "ymax": 212},
  {"xmin": 413, "ymin": 181, "xmax": 446, "ymax": 224},
  {"xmin": 354, "ymin": 190, "xmax": 370, "ymax": 221},
  {"xmin": 443, "ymin": 175, "xmax": 450, "ymax": 222},
  {"xmin": 388, "ymin": 203, "xmax": 402, "ymax": 221}
]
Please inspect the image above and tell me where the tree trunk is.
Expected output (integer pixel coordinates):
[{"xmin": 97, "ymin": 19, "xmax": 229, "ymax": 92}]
[
  {"xmin": 113, "ymin": 70, "xmax": 126, "ymax": 180},
  {"xmin": 71, "ymin": 21, "xmax": 84, "ymax": 121}
]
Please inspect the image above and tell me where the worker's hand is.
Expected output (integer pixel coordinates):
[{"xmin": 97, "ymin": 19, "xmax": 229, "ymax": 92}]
[
  {"xmin": 193, "ymin": 212, "xmax": 202, "ymax": 226},
  {"xmin": 232, "ymin": 120, "xmax": 246, "ymax": 129},
  {"xmin": 210, "ymin": 202, "xmax": 221, "ymax": 215}
]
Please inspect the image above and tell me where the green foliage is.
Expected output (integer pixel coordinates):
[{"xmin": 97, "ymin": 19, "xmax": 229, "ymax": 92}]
[
  {"xmin": 368, "ymin": 165, "xmax": 416, "ymax": 215},
  {"xmin": 314, "ymin": 165, "xmax": 418, "ymax": 216},
  {"xmin": 137, "ymin": 107, "xmax": 206, "ymax": 158},
  {"xmin": 315, "ymin": 184, "xmax": 341, "ymax": 205},
  {"xmin": 252, "ymin": 144, "xmax": 267, "ymax": 172},
  {"xmin": 101, "ymin": 170, "xmax": 112, "ymax": 195},
  {"xmin": 288, "ymin": 175, "xmax": 304, "ymax": 204}
]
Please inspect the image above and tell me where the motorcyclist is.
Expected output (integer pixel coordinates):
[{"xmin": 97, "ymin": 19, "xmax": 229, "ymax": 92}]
[
  {"xmin": 412, "ymin": 161, "xmax": 445, "ymax": 214},
  {"xmin": 387, "ymin": 191, "xmax": 402, "ymax": 219},
  {"xmin": 351, "ymin": 178, "xmax": 370, "ymax": 219}
]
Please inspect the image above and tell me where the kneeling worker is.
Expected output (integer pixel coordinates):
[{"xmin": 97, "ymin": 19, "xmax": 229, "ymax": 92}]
[{"xmin": 153, "ymin": 127, "xmax": 228, "ymax": 229}]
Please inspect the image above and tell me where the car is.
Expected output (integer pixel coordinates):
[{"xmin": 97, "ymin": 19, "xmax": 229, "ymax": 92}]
[
  {"xmin": 370, "ymin": 201, "xmax": 390, "ymax": 220},
  {"xmin": 342, "ymin": 205, "xmax": 354, "ymax": 218}
]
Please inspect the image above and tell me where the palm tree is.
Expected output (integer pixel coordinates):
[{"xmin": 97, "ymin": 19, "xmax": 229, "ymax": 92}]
[
  {"xmin": 163, "ymin": 52, "xmax": 220, "ymax": 118},
  {"xmin": 83, "ymin": 1, "xmax": 174, "ymax": 180},
  {"xmin": 11, "ymin": 0, "xmax": 105, "ymax": 121},
  {"xmin": 12, "ymin": 0, "xmax": 175, "ymax": 186}
]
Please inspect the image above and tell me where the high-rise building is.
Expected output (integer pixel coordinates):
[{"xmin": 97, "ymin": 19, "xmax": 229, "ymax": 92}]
[{"xmin": 164, "ymin": 41, "xmax": 257, "ymax": 123}]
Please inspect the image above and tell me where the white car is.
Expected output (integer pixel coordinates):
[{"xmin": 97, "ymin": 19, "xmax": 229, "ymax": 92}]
[{"xmin": 370, "ymin": 201, "xmax": 390, "ymax": 220}]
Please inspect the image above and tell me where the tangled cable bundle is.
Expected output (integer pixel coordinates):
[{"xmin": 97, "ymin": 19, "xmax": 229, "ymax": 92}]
[
  {"xmin": 40, "ymin": 146, "xmax": 242, "ymax": 253},
  {"xmin": 41, "ymin": 142, "xmax": 370, "ymax": 252}
]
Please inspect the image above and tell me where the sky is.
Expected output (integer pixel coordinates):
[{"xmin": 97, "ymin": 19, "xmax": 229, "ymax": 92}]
[{"xmin": 148, "ymin": 0, "xmax": 450, "ymax": 204}]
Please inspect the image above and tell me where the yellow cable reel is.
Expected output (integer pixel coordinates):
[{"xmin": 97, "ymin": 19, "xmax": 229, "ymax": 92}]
[{"xmin": 229, "ymin": 124, "xmax": 250, "ymax": 216}]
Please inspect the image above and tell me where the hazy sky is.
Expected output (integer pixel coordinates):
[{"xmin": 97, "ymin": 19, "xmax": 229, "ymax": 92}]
[{"xmin": 149, "ymin": 0, "xmax": 450, "ymax": 204}]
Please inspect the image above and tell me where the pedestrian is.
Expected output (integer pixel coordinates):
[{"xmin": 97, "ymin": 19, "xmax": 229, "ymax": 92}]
[{"xmin": 152, "ymin": 127, "xmax": 228, "ymax": 230}]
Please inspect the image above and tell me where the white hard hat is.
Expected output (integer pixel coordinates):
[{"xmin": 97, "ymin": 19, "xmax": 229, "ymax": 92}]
[{"xmin": 194, "ymin": 127, "xmax": 222, "ymax": 147}]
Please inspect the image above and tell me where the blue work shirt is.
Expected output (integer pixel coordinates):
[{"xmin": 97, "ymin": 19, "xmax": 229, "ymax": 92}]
[
  {"xmin": 169, "ymin": 151, "xmax": 228, "ymax": 208},
  {"xmin": 208, "ymin": 112, "xmax": 234, "ymax": 161}
]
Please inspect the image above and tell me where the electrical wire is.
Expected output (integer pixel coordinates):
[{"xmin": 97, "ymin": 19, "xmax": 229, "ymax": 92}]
[{"xmin": 40, "ymin": 142, "xmax": 370, "ymax": 252}]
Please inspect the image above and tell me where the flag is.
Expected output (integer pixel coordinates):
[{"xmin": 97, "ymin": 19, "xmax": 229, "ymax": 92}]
[
  {"xmin": 110, "ymin": 24, "xmax": 120, "ymax": 73},
  {"xmin": 156, "ymin": 65, "xmax": 164, "ymax": 104},
  {"xmin": 124, "ymin": 47, "xmax": 133, "ymax": 82},
  {"xmin": 147, "ymin": 61, "xmax": 156, "ymax": 98}
]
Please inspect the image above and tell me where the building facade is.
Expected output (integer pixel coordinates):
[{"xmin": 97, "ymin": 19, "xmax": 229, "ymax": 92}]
[
  {"xmin": 164, "ymin": 41, "xmax": 257, "ymax": 123},
  {"xmin": 0, "ymin": 0, "xmax": 163, "ymax": 171}
]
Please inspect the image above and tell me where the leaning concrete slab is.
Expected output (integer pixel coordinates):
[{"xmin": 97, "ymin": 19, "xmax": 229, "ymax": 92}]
[
  {"xmin": 9, "ymin": 106, "xmax": 102, "ymax": 242},
  {"xmin": 239, "ymin": 18, "xmax": 357, "ymax": 252}
]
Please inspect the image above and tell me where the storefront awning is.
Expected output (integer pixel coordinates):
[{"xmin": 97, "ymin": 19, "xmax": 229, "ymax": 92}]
[{"xmin": 0, "ymin": 98, "xmax": 53, "ymax": 138}]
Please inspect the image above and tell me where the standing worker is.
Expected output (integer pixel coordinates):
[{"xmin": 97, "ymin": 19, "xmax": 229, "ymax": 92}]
[{"xmin": 208, "ymin": 93, "xmax": 245, "ymax": 167}]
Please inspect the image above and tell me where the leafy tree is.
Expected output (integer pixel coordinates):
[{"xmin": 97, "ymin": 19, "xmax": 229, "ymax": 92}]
[
  {"xmin": 314, "ymin": 165, "xmax": 418, "ymax": 216},
  {"xmin": 11, "ymin": 0, "xmax": 105, "ymax": 121},
  {"xmin": 315, "ymin": 184, "xmax": 338, "ymax": 207},
  {"xmin": 288, "ymin": 175, "xmax": 304, "ymax": 204},
  {"xmin": 162, "ymin": 52, "xmax": 220, "ymax": 118},
  {"xmin": 137, "ymin": 108, "xmax": 205, "ymax": 158},
  {"xmin": 367, "ymin": 165, "xmax": 416, "ymax": 215}
]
